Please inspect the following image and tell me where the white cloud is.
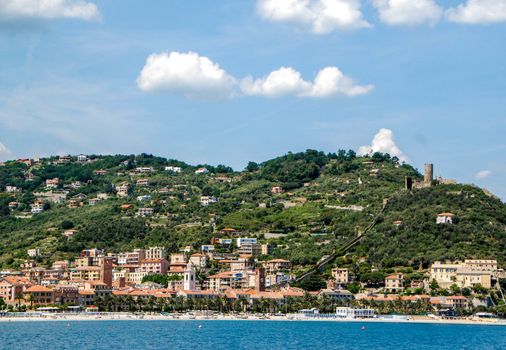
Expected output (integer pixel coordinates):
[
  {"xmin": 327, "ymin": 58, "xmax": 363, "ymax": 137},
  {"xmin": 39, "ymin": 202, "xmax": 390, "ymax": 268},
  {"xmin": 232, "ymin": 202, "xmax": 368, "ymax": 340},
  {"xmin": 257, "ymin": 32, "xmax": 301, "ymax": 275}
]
[
  {"xmin": 446, "ymin": 0, "xmax": 506, "ymax": 24},
  {"xmin": 139, "ymin": 51, "xmax": 373, "ymax": 100},
  {"xmin": 257, "ymin": 0, "xmax": 371, "ymax": 33},
  {"xmin": 475, "ymin": 170, "xmax": 492, "ymax": 180},
  {"xmin": 241, "ymin": 66, "xmax": 373, "ymax": 98},
  {"xmin": 0, "ymin": 0, "xmax": 100, "ymax": 22},
  {"xmin": 137, "ymin": 51, "xmax": 237, "ymax": 100},
  {"xmin": 0, "ymin": 141, "xmax": 12, "ymax": 160},
  {"xmin": 373, "ymin": 0, "xmax": 443, "ymax": 26},
  {"xmin": 357, "ymin": 128, "xmax": 407, "ymax": 161}
]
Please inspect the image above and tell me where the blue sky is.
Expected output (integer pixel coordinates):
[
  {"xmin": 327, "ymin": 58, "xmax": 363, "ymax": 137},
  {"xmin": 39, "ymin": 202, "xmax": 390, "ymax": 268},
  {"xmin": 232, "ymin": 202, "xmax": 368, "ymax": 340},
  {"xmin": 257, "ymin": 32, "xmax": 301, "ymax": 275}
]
[{"xmin": 0, "ymin": 0, "xmax": 505, "ymax": 199}]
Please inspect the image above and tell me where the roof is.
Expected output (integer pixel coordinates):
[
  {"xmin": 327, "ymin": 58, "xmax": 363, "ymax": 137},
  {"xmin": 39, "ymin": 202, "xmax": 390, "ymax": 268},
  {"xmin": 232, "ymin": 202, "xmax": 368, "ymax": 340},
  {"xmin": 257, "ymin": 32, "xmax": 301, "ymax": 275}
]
[
  {"xmin": 438, "ymin": 212, "xmax": 455, "ymax": 216},
  {"xmin": 25, "ymin": 285, "xmax": 52, "ymax": 293},
  {"xmin": 267, "ymin": 259, "xmax": 290, "ymax": 263}
]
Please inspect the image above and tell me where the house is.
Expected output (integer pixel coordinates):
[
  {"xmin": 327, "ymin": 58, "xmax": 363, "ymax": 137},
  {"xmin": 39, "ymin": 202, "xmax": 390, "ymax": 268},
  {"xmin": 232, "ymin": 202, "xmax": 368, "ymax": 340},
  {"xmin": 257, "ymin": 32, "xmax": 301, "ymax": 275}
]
[
  {"xmin": 237, "ymin": 238, "xmax": 257, "ymax": 247},
  {"xmin": 63, "ymin": 230, "xmax": 76, "ymax": 238},
  {"xmin": 195, "ymin": 167, "xmax": 209, "ymax": 174},
  {"xmin": 264, "ymin": 259, "xmax": 292, "ymax": 273},
  {"xmin": 8, "ymin": 201, "xmax": 19, "ymax": 209},
  {"xmin": 77, "ymin": 154, "xmax": 87, "ymax": 162},
  {"xmin": 200, "ymin": 196, "xmax": 217, "ymax": 206},
  {"xmin": 393, "ymin": 220, "xmax": 403, "ymax": 228},
  {"xmin": 271, "ymin": 186, "xmax": 283, "ymax": 194},
  {"xmin": 385, "ymin": 273, "xmax": 404, "ymax": 292},
  {"xmin": 93, "ymin": 169, "xmax": 108, "ymax": 176},
  {"xmin": 88, "ymin": 198, "xmax": 100, "ymax": 206},
  {"xmin": 201, "ymin": 245, "xmax": 215, "ymax": 253},
  {"xmin": 31, "ymin": 201, "xmax": 45, "ymax": 214},
  {"xmin": 67, "ymin": 199, "xmax": 82, "ymax": 209},
  {"xmin": 136, "ymin": 167, "xmax": 153, "ymax": 173},
  {"xmin": 208, "ymin": 271, "xmax": 245, "ymax": 291},
  {"xmin": 331, "ymin": 268, "xmax": 350, "ymax": 284},
  {"xmin": 437, "ymin": 213, "xmax": 455, "ymax": 224},
  {"xmin": 165, "ymin": 166, "xmax": 182, "ymax": 173},
  {"xmin": 45, "ymin": 178, "xmax": 59, "ymax": 189},
  {"xmin": 5, "ymin": 185, "xmax": 19, "ymax": 193},
  {"xmin": 137, "ymin": 208, "xmax": 154, "ymax": 217},
  {"xmin": 120, "ymin": 204, "xmax": 134, "ymax": 210},
  {"xmin": 136, "ymin": 178, "xmax": 149, "ymax": 186},
  {"xmin": 27, "ymin": 248, "xmax": 41, "ymax": 258},
  {"xmin": 137, "ymin": 195, "xmax": 151, "ymax": 202},
  {"xmin": 261, "ymin": 243, "xmax": 274, "ymax": 255},
  {"xmin": 116, "ymin": 183, "xmax": 130, "ymax": 197}
]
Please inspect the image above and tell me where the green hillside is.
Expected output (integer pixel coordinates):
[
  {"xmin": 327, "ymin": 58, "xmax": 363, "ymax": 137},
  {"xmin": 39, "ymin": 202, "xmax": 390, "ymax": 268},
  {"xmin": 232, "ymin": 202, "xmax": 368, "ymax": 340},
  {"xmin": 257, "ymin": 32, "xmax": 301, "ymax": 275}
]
[{"xmin": 1, "ymin": 151, "xmax": 505, "ymax": 278}]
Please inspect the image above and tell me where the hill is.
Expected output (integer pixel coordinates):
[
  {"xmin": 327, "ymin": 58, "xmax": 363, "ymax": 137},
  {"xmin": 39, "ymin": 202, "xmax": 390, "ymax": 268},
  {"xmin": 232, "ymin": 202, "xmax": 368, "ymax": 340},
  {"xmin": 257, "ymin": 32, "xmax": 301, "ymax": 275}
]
[{"xmin": 0, "ymin": 151, "xmax": 505, "ymax": 280}]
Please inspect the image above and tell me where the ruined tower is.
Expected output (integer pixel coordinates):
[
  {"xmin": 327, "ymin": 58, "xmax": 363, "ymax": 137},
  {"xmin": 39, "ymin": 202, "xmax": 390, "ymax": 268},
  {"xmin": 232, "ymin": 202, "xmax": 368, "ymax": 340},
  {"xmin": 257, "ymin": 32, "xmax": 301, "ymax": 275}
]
[{"xmin": 424, "ymin": 163, "xmax": 433, "ymax": 186}]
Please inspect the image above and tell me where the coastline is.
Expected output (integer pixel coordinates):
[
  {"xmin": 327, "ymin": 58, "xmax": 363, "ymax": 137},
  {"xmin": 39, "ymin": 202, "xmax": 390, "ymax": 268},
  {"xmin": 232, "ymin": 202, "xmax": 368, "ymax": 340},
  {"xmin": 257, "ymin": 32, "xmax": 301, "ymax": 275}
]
[{"xmin": 1, "ymin": 313, "xmax": 505, "ymax": 326}]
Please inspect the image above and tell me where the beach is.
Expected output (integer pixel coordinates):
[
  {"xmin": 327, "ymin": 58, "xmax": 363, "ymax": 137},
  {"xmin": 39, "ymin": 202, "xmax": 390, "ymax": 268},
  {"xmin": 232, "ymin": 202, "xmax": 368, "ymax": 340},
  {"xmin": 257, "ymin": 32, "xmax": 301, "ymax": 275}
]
[{"xmin": 1, "ymin": 312, "xmax": 505, "ymax": 326}]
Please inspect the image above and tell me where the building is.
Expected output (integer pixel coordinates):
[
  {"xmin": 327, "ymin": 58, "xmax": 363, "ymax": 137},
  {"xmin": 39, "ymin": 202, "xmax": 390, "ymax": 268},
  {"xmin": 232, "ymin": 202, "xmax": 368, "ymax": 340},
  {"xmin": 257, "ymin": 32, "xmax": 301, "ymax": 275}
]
[
  {"xmin": 237, "ymin": 238, "xmax": 257, "ymax": 247},
  {"xmin": 165, "ymin": 166, "xmax": 182, "ymax": 173},
  {"xmin": 45, "ymin": 178, "xmax": 59, "ymax": 189},
  {"xmin": 69, "ymin": 257, "xmax": 113, "ymax": 287},
  {"xmin": 437, "ymin": 213, "xmax": 455, "ymax": 224},
  {"xmin": 137, "ymin": 208, "xmax": 154, "ymax": 217},
  {"xmin": 200, "ymin": 196, "xmax": 217, "ymax": 206},
  {"xmin": 189, "ymin": 253, "xmax": 207, "ymax": 269},
  {"xmin": 116, "ymin": 183, "xmax": 130, "ymax": 197},
  {"xmin": 271, "ymin": 186, "xmax": 284, "ymax": 194},
  {"xmin": 24, "ymin": 285, "xmax": 54, "ymax": 305},
  {"xmin": 170, "ymin": 253, "xmax": 186, "ymax": 264},
  {"xmin": 331, "ymin": 268, "xmax": 350, "ymax": 284},
  {"xmin": 77, "ymin": 154, "xmax": 87, "ymax": 162},
  {"xmin": 195, "ymin": 167, "xmax": 209, "ymax": 174},
  {"xmin": 136, "ymin": 167, "xmax": 153, "ymax": 173},
  {"xmin": 27, "ymin": 248, "xmax": 41, "ymax": 258},
  {"xmin": 139, "ymin": 259, "xmax": 168, "ymax": 274},
  {"xmin": 264, "ymin": 259, "xmax": 291, "ymax": 273},
  {"xmin": 0, "ymin": 276, "xmax": 32, "ymax": 304},
  {"xmin": 143, "ymin": 247, "xmax": 166, "ymax": 260},
  {"xmin": 385, "ymin": 273, "xmax": 404, "ymax": 292},
  {"xmin": 237, "ymin": 243, "xmax": 261, "ymax": 256},
  {"xmin": 335, "ymin": 307, "xmax": 375, "ymax": 319},
  {"xmin": 261, "ymin": 243, "xmax": 274, "ymax": 255},
  {"xmin": 136, "ymin": 178, "xmax": 149, "ymax": 186},
  {"xmin": 429, "ymin": 260, "xmax": 496, "ymax": 289}
]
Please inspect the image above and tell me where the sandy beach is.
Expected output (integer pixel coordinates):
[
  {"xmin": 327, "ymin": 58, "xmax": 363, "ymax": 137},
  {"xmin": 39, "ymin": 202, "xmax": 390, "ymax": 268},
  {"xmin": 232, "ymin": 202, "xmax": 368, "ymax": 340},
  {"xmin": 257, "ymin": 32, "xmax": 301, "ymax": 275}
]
[{"xmin": 0, "ymin": 313, "xmax": 505, "ymax": 326}]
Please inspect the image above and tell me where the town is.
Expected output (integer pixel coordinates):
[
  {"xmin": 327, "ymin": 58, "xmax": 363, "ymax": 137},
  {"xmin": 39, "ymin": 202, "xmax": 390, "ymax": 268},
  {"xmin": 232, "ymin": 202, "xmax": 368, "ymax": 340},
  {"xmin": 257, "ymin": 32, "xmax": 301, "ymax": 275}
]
[{"xmin": 0, "ymin": 153, "xmax": 505, "ymax": 321}]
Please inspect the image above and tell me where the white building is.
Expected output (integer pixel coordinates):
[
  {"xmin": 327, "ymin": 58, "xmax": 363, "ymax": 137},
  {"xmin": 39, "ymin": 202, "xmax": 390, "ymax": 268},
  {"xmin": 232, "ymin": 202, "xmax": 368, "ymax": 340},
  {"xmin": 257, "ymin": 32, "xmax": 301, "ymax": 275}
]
[
  {"xmin": 335, "ymin": 307, "xmax": 375, "ymax": 319},
  {"xmin": 437, "ymin": 213, "xmax": 455, "ymax": 224},
  {"xmin": 200, "ymin": 196, "xmax": 217, "ymax": 206},
  {"xmin": 165, "ymin": 166, "xmax": 182, "ymax": 173},
  {"xmin": 137, "ymin": 208, "xmax": 154, "ymax": 217},
  {"xmin": 237, "ymin": 238, "xmax": 257, "ymax": 248},
  {"xmin": 77, "ymin": 154, "xmax": 87, "ymax": 162},
  {"xmin": 195, "ymin": 167, "xmax": 209, "ymax": 174},
  {"xmin": 146, "ymin": 247, "xmax": 167, "ymax": 260},
  {"xmin": 27, "ymin": 248, "xmax": 41, "ymax": 258}
]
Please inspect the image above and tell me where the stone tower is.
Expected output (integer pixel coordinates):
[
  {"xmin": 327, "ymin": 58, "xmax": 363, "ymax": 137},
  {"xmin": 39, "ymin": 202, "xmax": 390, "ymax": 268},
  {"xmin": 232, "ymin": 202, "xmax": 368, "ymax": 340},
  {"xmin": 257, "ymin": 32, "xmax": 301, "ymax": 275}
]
[
  {"xmin": 255, "ymin": 267, "xmax": 265, "ymax": 292},
  {"xmin": 184, "ymin": 262, "xmax": 196, "ymax": 291},
  {"xmin": 424, "ymin": 163, "xmax": 433, "ymax": 185}
]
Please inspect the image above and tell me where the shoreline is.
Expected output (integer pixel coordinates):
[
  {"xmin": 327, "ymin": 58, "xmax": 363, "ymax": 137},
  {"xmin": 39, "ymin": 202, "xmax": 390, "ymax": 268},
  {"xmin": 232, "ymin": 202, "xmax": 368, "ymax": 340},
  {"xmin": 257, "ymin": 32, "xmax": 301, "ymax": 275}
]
[{"xmin": 0, "ymin": 314, "xmax": 505, "ymax": 326}]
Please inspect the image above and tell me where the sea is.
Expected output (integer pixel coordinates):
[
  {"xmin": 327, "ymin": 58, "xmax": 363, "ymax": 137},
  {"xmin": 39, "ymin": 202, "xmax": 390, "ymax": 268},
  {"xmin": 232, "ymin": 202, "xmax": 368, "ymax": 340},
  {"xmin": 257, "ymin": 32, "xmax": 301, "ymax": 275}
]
[{"xmin": 1, "ymin": 320, "xmax": 506, "ymax": 349}]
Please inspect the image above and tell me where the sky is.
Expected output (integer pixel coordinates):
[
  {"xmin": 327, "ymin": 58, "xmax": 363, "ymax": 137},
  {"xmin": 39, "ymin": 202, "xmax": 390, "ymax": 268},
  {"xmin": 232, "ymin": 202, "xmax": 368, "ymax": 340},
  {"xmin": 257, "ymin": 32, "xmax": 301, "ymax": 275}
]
[{"xmin": 0, "ymin": 0, "xmax": 505, "ymax": 199}]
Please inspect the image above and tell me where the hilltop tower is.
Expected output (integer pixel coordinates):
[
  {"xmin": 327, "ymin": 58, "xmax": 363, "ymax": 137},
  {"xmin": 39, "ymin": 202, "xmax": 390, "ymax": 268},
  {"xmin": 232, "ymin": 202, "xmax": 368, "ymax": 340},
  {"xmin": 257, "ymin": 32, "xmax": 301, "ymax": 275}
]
[
  {"xmin": 424, "ymin": 163, "xmax": 433, "ymax": 186},
  {"xmin": 184, "ymin": 262, "xmax": 196, "ymax": 291}
]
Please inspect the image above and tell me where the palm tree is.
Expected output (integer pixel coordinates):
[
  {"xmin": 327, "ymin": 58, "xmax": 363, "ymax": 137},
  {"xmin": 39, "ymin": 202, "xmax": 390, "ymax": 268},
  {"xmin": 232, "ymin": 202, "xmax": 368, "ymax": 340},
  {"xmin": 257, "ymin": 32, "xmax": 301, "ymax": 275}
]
[{"xmin": 15, "ymin": 292, "xmax": 24, "ymax": 311}]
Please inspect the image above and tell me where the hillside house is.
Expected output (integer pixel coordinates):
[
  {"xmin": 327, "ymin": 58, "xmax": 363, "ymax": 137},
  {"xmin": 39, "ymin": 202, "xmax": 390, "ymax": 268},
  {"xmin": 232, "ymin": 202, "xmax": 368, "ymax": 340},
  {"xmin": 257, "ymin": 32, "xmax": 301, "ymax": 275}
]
[{"xmin": 437, "ymin": 213, "xmax": 455, "ymax": 224}]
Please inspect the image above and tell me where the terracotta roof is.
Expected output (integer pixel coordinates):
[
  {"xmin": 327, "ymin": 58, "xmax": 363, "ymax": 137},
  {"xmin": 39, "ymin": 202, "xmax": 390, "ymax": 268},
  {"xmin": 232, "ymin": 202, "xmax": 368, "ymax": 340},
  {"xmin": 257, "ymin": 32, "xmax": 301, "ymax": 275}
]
[
  {"xmin": 25, "ymin": 285, "xmax": 52, "ymax": 293},
  {"xmin": 267, "ymin": 259, "xmax": 290, "ymax": 263},
  {"xmin": 438, "ymin": 212, "xmax": 455, "ymax": 216}
]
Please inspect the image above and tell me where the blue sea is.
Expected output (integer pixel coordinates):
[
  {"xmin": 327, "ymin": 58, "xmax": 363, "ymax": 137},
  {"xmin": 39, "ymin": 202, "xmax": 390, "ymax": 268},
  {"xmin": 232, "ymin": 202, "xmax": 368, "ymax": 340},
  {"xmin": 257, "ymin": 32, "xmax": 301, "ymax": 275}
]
[{"xmin": 1, "ymin": 320, "xmax": 506, "ymax": 349}]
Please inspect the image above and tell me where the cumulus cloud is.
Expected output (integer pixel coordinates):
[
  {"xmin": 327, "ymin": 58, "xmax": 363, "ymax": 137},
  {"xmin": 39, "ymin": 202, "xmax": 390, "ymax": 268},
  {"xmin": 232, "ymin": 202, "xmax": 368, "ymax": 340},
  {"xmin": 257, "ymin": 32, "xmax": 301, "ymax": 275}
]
[
  {"xmin": 357, "ymin": 128, "xmax": 407, "ymax": 162},
  {"xmin": 0, "ymin": 0, "xmax": 100, "ymax": 22},
  {"xmin": 138, "ymin": 51, "xmax": 373, "ymax": 100},
  {"xmin": 474, "ymin": 170, "xmax": 492, "ymax": 180},
  {"xmin": 256, "ymin": 0, "xmax": 371, "ymax": 33},
  {"xmin": 241, "ymin": 66, "xmax": 373, "ymax": 98},
  {"xmin": 137, "ymin": 52, "xmax": 237, "ymax": 100},
  {"xmin": 373, "ymin": 0, "xmax": 443, "ymax": 26},
  {"xmin": 0, "ymin": 141, "xmax": 12, "ymax": 160},
  {"xmin": 446, "ymin": 0, "xmax": 506, "ymax": 24}
]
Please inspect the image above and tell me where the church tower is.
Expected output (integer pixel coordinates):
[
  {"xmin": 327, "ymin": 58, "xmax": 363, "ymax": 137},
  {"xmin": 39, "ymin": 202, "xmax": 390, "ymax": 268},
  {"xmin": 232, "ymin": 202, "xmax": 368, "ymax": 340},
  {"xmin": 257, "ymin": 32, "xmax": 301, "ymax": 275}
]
[{"xmin": 184, "ymin": 262, "xmax": 196, "ymax": 291}]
